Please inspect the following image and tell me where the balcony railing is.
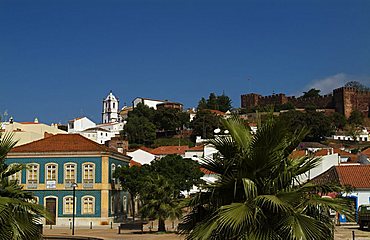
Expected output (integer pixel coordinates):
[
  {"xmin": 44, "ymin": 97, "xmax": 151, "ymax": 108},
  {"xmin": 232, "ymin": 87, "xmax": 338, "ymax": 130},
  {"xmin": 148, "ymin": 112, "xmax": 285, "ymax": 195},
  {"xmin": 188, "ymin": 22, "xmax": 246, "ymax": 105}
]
[
  {"xmin": 83, "ymin": 179, "xmax": 94, "ymax": 188},
  {"xmin": 27, "ymin": 180, "xmax": 38, "ymax": 189},
  {"xmin": 64, "ymin": 179, "xmax": 76, "ymax": 189}
]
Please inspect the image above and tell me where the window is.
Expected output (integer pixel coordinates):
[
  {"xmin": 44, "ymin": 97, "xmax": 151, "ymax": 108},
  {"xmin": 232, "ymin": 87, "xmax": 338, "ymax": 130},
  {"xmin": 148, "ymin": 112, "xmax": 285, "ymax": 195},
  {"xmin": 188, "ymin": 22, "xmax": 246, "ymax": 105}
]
[
  {"xmin": 64, "ymin": 163, "xmax": 76, "ymax": 187},
  {"xmin": 123, "ymin": 196, "xmax": 127, "ymax": 212},
  {"xmin": 45, "ymin": 163, "xmax": 57, "ymax": 189},
  {"xmin": 63, "ymin": 196, "xmax": 74, "ymax": 214},
  {"xmin": 8, "ymin": 168, "xmax": 21, "ymax": 184},
  {"xmin": 82, "ymin": 196, "xmax": 95, "ymax": 214},
  {"xmin": 82, "ymin": 163, "xmax": 94, "ymax": 188},
  {"xmin": 27, "ymin": 164, "xmax": 39, "ymax": 189},
  {"xmin": 113, "ymin": 103, "xmax": 115, "ymax": 108},
  {"xmin": 111, "ymin": 164, "xmax": 116, "ymax": 182}
]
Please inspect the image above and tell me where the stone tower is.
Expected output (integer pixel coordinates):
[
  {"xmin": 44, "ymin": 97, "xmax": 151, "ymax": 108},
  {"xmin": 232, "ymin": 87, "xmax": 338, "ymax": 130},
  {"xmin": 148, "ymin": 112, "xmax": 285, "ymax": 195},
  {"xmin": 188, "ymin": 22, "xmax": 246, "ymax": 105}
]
[{"xmin": 102, "ymin": 91, "xmax": 119, "ymax": 123}]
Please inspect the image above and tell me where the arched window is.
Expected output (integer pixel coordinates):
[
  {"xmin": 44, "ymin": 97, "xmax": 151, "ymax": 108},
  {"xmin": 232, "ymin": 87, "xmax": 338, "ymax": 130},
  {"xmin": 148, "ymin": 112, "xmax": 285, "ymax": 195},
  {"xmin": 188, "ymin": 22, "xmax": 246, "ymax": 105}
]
[
  {"xmin": 111, "ymin": 164, "xmax": 116, "ymax": 182},
  {"xmin": 81, "ymin": 196, "xmax": 95, "ymax": 214},
  {"xmin": 82, "ymin": 163, "xmax": 95, "ymax": 188},
  {"xmin": 8, "ymin": 163, "xmax": 22, "ymax": 184},
  {"xmin": 27, "ymin": 163, "xmax": 39, "ymax": 189},
  {"xmin": 64, "ymin": 163, "xmax": 76, "ymax": 187},
  {"xmin": 45, "ymin": 163, "xmax": 58, "ymax": 188},
  {"xmin": 63, "ymin": 196, "xmax": 74, "ymax": 214}
]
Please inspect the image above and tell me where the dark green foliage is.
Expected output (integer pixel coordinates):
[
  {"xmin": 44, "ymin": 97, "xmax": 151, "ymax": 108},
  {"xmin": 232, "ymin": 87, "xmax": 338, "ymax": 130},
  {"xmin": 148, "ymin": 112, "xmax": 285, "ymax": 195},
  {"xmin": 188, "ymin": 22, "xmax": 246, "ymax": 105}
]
[
  {"xmin": 279, "ymin": 110, "xmax": 334, "ymax": 141},
  {"xmin": 114, "ymin": 165, "xmax": 148, "ymax": 221},
  {"xmin": 274, "ymin": 102, "xmax": 295, "ymax": 112},
  {"xmin": 179, "ymin": 117, "xmax": 352, "ymax": 240},
  {"xmin": 1, "ymin": 133, "xmax": 50, "ymax": 240},
  {"xmin": 190, "ymin": 110, "xmax": 221, "ymax": 140},
  {"xmin": 153, "ymin": 138, "xmax": 194, "ymax": 148},
  {"xmin": 345, "ymin": 81, "xmax": 370, "ymax": 91},
  {"xmin": 197, "ymin": 92, "xmax": 232, "ymax": 112},
  {"xmin": 302, "ymin": 88, "xmax": 321, "ymax": 98},
  {"xmin": 348, "ymin": 110, "xmax": 364, "ymax": 126},
  {"xmin": 148, "ymin": 155, "xmax": 204, "ymax": 196},
  {"xmin": 123, "ymin": 115, "xmax": 156, "ymax": 145},
  {"xmin": 153, "ymin": 108, "xmax": 190, "ymax": 132},
  {"xmin": 330, "ymin": 112, "xmax": 347, "ymax": 130},
  {"xmin": 140, "ymin": 175, "xmax": 182, "ymax": 232}
]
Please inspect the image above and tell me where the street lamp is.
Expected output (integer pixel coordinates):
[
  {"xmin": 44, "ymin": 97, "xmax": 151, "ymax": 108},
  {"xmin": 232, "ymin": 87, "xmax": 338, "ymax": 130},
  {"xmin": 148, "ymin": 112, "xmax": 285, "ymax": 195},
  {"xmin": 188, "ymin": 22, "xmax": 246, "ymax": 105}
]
[{"xmin": 71, "ymin": 183, "xmax": 78, "ymax": 235}]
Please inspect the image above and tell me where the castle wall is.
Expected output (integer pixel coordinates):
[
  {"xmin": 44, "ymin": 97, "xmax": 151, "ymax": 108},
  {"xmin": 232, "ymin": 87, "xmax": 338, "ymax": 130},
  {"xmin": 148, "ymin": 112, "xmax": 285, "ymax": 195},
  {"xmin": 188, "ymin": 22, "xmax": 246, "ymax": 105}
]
[{"xmin": 241, "ymin": 87, "xmax": 370, "ymax": 118}]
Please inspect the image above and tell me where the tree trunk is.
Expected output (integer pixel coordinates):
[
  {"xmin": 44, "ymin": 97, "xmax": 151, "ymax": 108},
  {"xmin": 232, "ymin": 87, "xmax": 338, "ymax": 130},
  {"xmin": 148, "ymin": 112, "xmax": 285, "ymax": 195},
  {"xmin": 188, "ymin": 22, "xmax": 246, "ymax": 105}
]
[
  {"xmin": 130, "ymin": 193, "xmax": 135, "ymax": 222},
  {"xmin": 158, "ymin": 218, "xmax": 166, "ymax": 232}
]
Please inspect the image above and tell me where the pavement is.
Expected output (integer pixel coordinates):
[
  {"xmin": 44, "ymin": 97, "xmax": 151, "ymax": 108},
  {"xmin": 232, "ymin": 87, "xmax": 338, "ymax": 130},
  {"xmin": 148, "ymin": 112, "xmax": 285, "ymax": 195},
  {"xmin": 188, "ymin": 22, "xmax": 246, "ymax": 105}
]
[{"xmin": 43, "ymin": 222, "xmax": 370, "ymax": 240}]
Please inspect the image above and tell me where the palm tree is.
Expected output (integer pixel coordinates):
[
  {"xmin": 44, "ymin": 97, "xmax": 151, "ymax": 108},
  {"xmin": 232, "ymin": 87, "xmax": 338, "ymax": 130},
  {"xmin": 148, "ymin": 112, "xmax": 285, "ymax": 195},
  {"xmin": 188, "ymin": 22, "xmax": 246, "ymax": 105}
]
[
  {"xmin": 140, "ymin": 174, "xmax": 181, "ymax": 232},
  {"xmin": 179, "ymin": 117, "xmax": 351, "ymax": 240},
  {"xmin": 0, "ymin": 133, "xmax": 49, "ymax": 240}
]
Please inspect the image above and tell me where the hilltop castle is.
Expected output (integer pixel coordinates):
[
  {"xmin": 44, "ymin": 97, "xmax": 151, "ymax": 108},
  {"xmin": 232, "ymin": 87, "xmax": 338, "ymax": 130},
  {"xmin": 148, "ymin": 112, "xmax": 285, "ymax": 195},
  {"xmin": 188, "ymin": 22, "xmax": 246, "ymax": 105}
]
[{"xmin": 241, "ymin": 87, "xmax": 370, "ymax": 118}]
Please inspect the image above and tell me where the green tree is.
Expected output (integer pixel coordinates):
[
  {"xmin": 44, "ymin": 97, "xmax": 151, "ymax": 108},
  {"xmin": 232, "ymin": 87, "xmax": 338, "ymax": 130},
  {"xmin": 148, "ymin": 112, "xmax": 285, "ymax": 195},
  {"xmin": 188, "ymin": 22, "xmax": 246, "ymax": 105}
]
[
  {"xmin": 197, "ymin": 93, "xmax": 232, "ymax": 112},
  {"xmin": 114, "ymin": 165, "xmax": 148, "ymax": 222},
  {"xmin": 179, "ymin": 117, "xmax": 351, "ymax": 239},
  {"xmin": 149, "ymin": 155, "xmax": 204, "ymax": 196},
  {"xmin": 330, "ymin": 112, "xmax": 347, "ymax": 130},
  {"xmin": 190, "ymin": 110, "xmax": 221, "ymax": 140},
  {"xmin": 129, "ymin": 102, "xmax": 156, "ymax": 121},
  {"xmin": 279, "ymin": 110, "xmax": 334, "ymax": 141},
  {"xmin": 122, "ymin": 115, "xmax": 156, "ymax": 145},
  {"xmin": 302, "ymin": 88, "xmax": 321, "ymax": 98},
  {"xmin": 348, "ymin": 110, "xmax": 364, "ymax": 126},
  {"xmin": 197, "ymin": 97, "xmax": 208, "ymax": 110},
  {"xmin": 217, "ymin": 93, "xmax": 232, "ymax": 112},
  {"xmin": 140, "ymin": 175, "xmax": 181, "ymax": 232},
  {"xmin": 0, "ymin": 133, "xmax": 49, "ymax": 240},
  {"xmin": 345, "ymin": 81, "xmax": 370, "ymax": 91}
]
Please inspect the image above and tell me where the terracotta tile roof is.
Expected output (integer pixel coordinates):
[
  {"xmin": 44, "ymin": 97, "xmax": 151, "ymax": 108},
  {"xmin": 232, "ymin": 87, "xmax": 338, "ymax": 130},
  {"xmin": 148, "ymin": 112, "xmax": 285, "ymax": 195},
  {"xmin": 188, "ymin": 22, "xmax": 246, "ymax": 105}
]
[
  {"xmin": 19, "ymin": 122, "xmax": 39, "ymax": 124},
  {"xmin": 314, "ymin": 149, "xmax": 332, "ymax": 157},
  {"xmin": 312, "ymin": 165, "xmax": 370, "ymax": 189},
  {"xmin": 289, "ymin": 150, "xmax": 306, "ymax": 158},
  {"xmin": 200, "ymin": 167, "xmax": 216, "ymax": 175},
  {"xmin": 297, "ymin": 142, "xmax": 330, "ymax": 150},
  {"xmin": 333, "ymin": 148, "xmax": 358, "ymax": 162},
  {"xmin": 187, "ymin": 145, "xmax": 204, "ymax": 151},
  {"xmin": 150, "ymin": 145, "xmax": 190, "ymax": 155},
  {"xmin": 129, "ymin": 159, "xmax": 142, "ymax": 167},
  {"xmin": 10, "ymin": 134, "xmax": 121, "ymax": 154},
  {"xmin": 209, "ymin": 109, "xmax": 226, "ymax": 116},
  {"xmin": 361, "ymin": 148, "xmax": 370, "ymax": 156}
]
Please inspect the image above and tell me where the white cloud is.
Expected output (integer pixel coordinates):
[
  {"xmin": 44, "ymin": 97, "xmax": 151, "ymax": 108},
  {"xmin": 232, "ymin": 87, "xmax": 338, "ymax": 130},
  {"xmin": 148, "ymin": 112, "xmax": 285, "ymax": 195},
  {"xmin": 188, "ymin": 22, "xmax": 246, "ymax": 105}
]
[{"xmin": 297, "ymin": 73, "xmax": 370, "ymax": 96}]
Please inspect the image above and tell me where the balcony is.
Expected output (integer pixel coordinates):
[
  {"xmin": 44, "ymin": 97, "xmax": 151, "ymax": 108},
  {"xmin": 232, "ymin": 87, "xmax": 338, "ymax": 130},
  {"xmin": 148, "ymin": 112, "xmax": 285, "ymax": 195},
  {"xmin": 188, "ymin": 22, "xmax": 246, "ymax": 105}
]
[
  {"xmin": 83, "ymin": 179, "xmax": 94, "ymax": 189},
  {"xmin": 27, "ymin": 180, "xmax": 38, "ymax": 189},
  {"xmin": 64, "ymin": 179, "xmax": 76, "ymax": 189}
]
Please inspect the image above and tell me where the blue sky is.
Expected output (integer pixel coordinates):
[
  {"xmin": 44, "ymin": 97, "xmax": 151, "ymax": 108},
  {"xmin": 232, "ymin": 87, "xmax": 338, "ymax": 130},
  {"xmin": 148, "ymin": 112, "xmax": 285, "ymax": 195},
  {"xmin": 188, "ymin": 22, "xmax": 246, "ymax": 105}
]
[{"xmin": 1, "ymin": 0, "xmax": 369, "ymax": 124}]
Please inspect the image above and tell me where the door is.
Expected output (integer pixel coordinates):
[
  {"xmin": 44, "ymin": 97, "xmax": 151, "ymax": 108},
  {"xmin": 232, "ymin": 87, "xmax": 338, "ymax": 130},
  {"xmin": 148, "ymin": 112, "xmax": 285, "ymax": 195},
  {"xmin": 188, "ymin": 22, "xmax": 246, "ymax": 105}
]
[{"xmin": 45, "ymin": 198, "xmax": 57, "ymax": 225}]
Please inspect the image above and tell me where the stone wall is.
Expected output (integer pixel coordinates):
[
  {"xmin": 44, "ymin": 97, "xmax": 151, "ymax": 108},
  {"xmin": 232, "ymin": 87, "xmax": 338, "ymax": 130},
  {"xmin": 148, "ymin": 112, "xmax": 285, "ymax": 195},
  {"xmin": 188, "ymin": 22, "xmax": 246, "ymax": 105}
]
[{"xmin": 241, "ymin": 87, "xmax": 370, "ymax": 117}]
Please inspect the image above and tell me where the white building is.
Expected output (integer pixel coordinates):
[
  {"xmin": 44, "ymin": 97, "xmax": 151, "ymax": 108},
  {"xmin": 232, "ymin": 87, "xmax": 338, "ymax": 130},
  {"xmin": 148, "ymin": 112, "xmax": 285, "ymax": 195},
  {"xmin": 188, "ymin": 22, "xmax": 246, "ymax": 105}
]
[
  {"xmin": 96, "ymin": 122, "xmax": 124, "ymax": 135},
  {"xmin": 80, "ymin": 127, "xmax": 116, "ymax": 144},
  {"xmin": 126, "ymin": 147, "xmax": 156, "ymax": 165},
  {"xmin": 68, "ymin": 117, "xmax": 96, "ymax": 133},
  {"xmin": 102, "ymin": 91, "xmax": 120, "ymax": 123},
  {"xmin": 313, "ymin": 165, "xmax": 370, "ymax": 223},
  {"xmin": 132, "ymin": 97, "xmax": 167, "ymax": 110},
  {"xmin": 332, "ymin": 129, "xmax": 369, "ymax": 142},
  {"xmin": 1, "ymin": 119, "xmax": 67, "ymax": 146}
]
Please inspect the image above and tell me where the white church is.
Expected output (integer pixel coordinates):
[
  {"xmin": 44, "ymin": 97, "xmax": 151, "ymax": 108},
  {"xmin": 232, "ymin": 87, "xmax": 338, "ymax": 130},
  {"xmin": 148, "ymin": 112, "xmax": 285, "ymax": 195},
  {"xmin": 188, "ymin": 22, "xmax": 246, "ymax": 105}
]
[{"xmin": 68, "ymin": 91, "xmax": 124, "ymax": 144}]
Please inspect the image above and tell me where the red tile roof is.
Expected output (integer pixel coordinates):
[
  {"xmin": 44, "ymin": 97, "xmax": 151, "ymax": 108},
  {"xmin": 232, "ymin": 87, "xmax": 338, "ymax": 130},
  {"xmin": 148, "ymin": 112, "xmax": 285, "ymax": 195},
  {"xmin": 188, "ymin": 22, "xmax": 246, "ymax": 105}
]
[
  {"xmin": 312, "ymin": 165, "xmax": 370, "ymax": 189},
  {"xmin": 333, "ymin": 148, "xmax": 358, "ymax": 162},
  {"xmin": 187, "ymin": 145, "xmax": 204, "ymax": 151},
  {"xmin": 361, "ymin": 147, "xmax": 370, "ymax": 156},
  {"xmin": 10, "ymin": 134, "xmax": 122, "ymax": 154},
  {"xmin": 129, "ymin": 160, "xmax": 142, "ymax": 167},
  {"xmin": 209, "ymin": 109, "xmax": 226, "ymax": 116},
  {"xmin": 150, "ymin": 145, "xmax": 190, "ymax": 155},
  {"xmin": 200, "ymin": 167, "xmax": 216, "ymax": 175},
  {"xmin": 289, "ymin": 150, "xmax": 306, "ymax": 158}
]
